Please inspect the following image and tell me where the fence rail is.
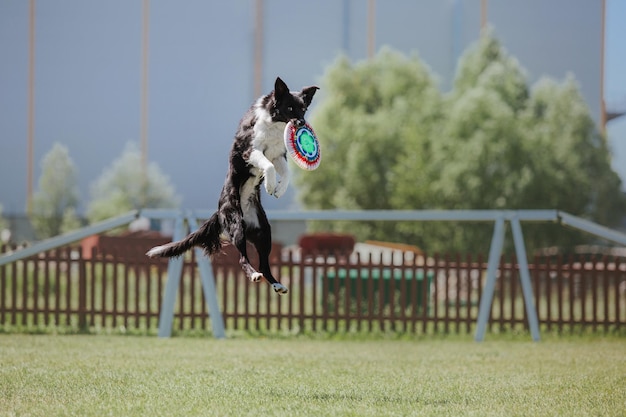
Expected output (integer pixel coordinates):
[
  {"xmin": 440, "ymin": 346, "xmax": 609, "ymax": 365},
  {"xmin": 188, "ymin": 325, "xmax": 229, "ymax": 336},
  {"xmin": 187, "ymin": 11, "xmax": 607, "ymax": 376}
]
[{"xmin": 0, "ymin": 243, "xmax": 624, "ymax": 335}]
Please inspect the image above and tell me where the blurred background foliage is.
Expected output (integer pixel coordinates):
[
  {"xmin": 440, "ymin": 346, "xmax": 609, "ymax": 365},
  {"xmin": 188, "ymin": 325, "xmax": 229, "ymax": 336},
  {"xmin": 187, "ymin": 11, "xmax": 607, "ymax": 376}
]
[{"xmin": 296, "ymin": 32, "xmax": 626, "ymax": 254}]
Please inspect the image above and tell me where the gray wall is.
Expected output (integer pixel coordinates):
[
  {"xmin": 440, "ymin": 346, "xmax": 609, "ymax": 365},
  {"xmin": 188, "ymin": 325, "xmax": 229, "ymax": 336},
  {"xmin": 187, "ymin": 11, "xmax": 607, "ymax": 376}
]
[{"xmin": 0, "ymin": 1, "xmax": 604, "ymax": 215}]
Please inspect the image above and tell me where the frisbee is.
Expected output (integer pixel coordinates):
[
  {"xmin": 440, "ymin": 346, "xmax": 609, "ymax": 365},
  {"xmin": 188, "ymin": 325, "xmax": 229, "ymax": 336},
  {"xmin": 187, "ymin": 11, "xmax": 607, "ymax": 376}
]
[{"xmin": 284, "ymin": 120, "xmax": 321, "ymax": 170}]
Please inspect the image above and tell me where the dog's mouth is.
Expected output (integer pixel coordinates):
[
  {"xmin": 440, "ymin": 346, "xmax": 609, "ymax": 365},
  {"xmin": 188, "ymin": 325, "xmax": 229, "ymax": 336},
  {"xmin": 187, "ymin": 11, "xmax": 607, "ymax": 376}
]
[{"xmin": 291, "ymin": 118, "xmax": 306, "ymax": 127}]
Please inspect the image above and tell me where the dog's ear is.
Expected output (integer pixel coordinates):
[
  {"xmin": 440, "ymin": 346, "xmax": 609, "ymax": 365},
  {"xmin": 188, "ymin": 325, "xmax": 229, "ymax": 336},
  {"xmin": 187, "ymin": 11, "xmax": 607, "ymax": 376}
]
[
  {"xmin": 301, "ymin": 85, "xmax": 319, "ymax": 107},
  {"xmin": 274, "ymin": 77, "xmax": 289, "ymax": 100}
]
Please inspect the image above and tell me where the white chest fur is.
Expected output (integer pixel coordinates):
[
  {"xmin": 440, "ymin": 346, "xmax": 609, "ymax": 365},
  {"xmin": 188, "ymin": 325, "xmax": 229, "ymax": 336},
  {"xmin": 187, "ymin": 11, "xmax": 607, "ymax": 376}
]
[
  {"xmin": 252, "ymin": 107, "xmax": 287, "ymax": 160},
  {"xmin": 239, "ymin": 106, "xmax": 290, "ymax": 228}
]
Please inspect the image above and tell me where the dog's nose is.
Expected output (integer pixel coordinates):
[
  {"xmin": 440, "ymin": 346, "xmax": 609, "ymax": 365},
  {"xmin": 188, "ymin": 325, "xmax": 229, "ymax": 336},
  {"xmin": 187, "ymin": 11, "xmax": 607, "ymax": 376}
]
[{"xmin": 295, "ymin": 118, "xmax": 305, "ymax": 127}]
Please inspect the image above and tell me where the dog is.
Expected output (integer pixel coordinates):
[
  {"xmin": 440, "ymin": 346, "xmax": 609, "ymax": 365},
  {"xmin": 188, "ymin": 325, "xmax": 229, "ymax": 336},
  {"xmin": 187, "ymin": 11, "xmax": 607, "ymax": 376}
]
[{"xmin": 146, "ymin": 77, "xmax": 318, "ymax": 294}]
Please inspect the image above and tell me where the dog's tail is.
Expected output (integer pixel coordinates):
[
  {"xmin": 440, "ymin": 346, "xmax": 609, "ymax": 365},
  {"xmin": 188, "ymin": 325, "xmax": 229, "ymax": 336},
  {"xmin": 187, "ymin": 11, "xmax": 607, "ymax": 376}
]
[{"xmin": 146, "ymin": 213, "xmax": 222, "ymax": 258}]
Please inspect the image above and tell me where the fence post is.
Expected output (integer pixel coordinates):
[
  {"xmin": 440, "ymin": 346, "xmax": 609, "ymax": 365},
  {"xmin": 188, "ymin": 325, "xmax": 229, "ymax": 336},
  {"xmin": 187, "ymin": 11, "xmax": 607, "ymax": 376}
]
[{"xmin": 78, "ymin": 251, "xmax": 87, "ymax": 331}]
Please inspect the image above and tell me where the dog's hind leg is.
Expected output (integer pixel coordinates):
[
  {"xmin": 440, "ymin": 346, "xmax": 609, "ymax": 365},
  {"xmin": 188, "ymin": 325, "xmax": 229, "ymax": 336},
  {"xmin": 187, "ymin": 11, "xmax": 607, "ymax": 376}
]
[
  {"xmin": 247, "ymin": 213, "xmax": 288, "ymax": 295},
  {"xmin": 235, "ymin": 237, "xmax": 264, "ymax": 284},
  {"xmin": 221, "ymin": 211, "xmax": 264, "ymax": 283}
]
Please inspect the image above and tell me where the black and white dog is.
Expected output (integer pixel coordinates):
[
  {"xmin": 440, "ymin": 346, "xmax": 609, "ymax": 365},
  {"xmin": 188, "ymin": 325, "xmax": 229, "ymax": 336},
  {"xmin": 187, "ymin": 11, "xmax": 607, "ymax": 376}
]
[{"xmin": 146, "ymin": 77, "xmax": 318, "ymax": 294}]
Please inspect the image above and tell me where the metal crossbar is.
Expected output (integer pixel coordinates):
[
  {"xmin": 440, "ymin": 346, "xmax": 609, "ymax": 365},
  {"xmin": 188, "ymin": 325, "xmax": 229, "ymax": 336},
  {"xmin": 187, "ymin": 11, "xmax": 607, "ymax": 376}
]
[
  {"xmin": 1, "ymin": 209, "xmax": 625, "ymax": 341},
  {"xmin": 0, "ymin": 211, "xmax": 139, "ymax": 266}
]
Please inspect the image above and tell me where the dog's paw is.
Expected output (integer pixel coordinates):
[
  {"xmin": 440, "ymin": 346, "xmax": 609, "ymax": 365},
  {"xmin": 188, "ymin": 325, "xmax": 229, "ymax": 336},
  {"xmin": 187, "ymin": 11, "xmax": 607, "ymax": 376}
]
[
  {"xmin": 272, "ymin": 283, "xmax": 289, "ymax": 294},
  {"xmin": 250, "ymin": 272, "xmax": 263, "ymax": 282},
  {"xmin": 265, "ymin": 181, "xmax": 277, "ymax": 196},
  {"xmin": 264, "ymin": 167, "xmax": 277, "ymax": 196},
  {"xmin": 273, "ymin": 180, "xmax": 288, "ymax": 198}
]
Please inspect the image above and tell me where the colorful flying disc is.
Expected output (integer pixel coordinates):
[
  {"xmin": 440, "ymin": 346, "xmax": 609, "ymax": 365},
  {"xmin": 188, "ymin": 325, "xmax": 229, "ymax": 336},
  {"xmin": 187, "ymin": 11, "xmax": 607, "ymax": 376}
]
[{"xmin": 284, "ymin": 120, "xmax": 321, "ymax": 170}]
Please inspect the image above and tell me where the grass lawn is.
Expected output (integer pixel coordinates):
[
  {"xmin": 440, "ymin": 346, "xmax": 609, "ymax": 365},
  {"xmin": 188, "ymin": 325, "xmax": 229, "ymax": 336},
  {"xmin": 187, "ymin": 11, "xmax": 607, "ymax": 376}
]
[{"xmin": 0, "ymin": 334, "xmax": 624, "ymax": 417}]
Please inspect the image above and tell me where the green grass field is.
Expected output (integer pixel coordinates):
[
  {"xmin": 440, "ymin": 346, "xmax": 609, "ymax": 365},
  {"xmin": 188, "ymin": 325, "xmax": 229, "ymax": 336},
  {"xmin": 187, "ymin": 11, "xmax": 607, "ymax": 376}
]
[{"xmin": 1, "ymin": 334, "xmax": 624, "ymax": 417}]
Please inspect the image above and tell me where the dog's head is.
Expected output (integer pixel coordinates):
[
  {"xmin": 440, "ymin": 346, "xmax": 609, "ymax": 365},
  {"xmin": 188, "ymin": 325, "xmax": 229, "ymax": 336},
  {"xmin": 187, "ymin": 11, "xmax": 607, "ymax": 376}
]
[{"xmin": 270, "ymin": 77, "xmax": 319, "ymax": 126}]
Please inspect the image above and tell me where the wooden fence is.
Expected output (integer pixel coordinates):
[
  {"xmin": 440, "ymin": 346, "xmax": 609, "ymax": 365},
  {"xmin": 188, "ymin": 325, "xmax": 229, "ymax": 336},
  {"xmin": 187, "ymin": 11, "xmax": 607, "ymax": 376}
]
[{"xmin": 0, "ymin": 243, "xmax": 624, "ymax": 335}]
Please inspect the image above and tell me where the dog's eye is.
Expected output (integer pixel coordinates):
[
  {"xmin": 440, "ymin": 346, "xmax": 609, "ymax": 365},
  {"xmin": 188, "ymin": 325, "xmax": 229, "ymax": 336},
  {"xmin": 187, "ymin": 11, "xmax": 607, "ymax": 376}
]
[{"xmin": 287, "ymin": 106, "xmax": 293, "ymax": 112}]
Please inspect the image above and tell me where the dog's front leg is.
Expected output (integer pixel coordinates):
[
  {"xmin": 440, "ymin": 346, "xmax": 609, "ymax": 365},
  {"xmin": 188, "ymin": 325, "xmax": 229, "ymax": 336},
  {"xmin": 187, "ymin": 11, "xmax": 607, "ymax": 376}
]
[
  {"xmin": 273, "ymin": 155, "xmax": 290, "ymax": 198},
  {"xmin": 249, "ymin": 149, "xmax": 278, "ymax": 196}
]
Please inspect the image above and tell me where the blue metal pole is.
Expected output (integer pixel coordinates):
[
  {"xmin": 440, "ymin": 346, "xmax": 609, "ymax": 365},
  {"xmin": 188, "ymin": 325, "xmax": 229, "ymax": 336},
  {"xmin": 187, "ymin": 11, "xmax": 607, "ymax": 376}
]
[
  {"xmin": 188, "ymin": 215, "xmax": 226, "ymax": 339},
  {"xmin": 0, "ymin": 211, "xmax": 139, "ymax": 266},
  {"xmin": 474, "ymin": 216, "xmax": 506, "ymax": 341},
  {"xmin": 157, "ymin": 215, "xmax": 186, "ymax": 338},
  {"xmin": 511, "ymin": 216, "xmax": 541, "ymax": 341},
  {"xmin": 558, "ymin": 211, "xmax": 626, "ymax": 246}
]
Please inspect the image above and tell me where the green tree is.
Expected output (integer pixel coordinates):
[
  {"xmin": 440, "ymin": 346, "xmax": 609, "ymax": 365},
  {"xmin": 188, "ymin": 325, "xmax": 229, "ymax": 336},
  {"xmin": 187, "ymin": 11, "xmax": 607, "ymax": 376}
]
[
  {"xmin": 452, "ymin": 28, "xmax": 529, "ymax": 112},
  {"xmin": 86, "ymin": 142, "xmax": 180, "ymax": 222},
  {"xmin": 518, "ymin": 76, "xmax": 626, "ymax": 250},
  {"xmin": 29, "ymin": 143, "xmax": 81, "ymax": 239},
  {"xmin": 523, "ymin": 76, "xmax": 625, "ymax": 219},
  {"xmin": 424, "ymin": 33, "xmax": 623, "ymax": 253},
  {"xmin": 0, "ymin": 204, "xmax": 6, "ymax": 229},
  {"xmin": 295, "ymin": 48, "xmax": 443, "ymax": 241},
  {"xmin": 0, "ymin": 204, "xmax": 8, "ymax": 243},
  {"xmin": 297, "ymin": 32, "xmax": 625, "ymax": 254},
  {"xmin": 418, "ymin": 33, "xmax": 533, "ymax": 253}
]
